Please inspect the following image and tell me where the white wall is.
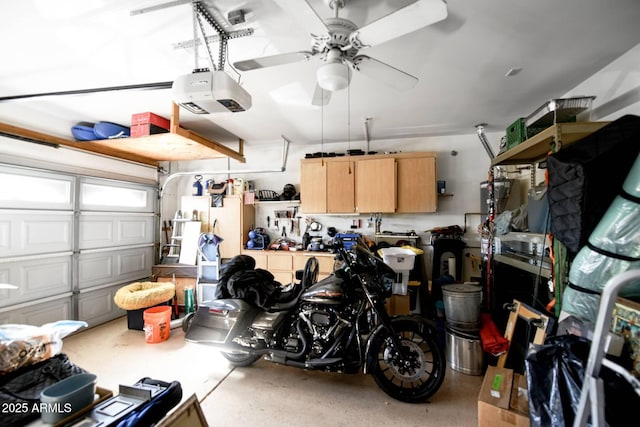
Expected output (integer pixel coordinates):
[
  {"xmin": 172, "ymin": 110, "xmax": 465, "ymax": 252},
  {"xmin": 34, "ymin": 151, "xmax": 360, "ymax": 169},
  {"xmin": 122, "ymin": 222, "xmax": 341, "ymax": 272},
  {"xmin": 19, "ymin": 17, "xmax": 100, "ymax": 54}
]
[
  {"xmin": 565, "ymin": 42, "xmax": 640, "ymax": 121},
  {"xmin": 162, "ymin": 131, "xmax": 504, "ymax": 247}
]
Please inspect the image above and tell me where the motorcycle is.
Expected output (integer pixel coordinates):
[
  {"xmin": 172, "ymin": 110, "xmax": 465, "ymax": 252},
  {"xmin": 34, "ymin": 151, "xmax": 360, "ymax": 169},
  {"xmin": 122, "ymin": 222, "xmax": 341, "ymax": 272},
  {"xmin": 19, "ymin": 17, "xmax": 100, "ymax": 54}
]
[{"xmin": 183, "ymin": 239, "xmax": 445, "ymax": 403}]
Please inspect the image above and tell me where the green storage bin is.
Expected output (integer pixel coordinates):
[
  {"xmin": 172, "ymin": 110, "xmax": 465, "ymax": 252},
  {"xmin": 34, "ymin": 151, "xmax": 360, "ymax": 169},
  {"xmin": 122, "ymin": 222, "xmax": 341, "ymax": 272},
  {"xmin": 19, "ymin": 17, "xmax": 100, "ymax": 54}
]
[{"xmin": 506, "ymin": 118, "xmax": 527, "ymax": 150}]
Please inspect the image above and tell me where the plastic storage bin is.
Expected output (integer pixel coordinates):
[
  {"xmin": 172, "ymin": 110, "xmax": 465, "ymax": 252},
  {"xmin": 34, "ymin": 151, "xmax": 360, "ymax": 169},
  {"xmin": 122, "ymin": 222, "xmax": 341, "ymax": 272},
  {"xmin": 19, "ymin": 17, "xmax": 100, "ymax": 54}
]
[
  {"xmin": 380, "ymin": 247, "xmax": 417, "ymax": 271},
  {"xmin": 40, "ymin": 373, "xmax": 97, "ymax": 424},
  {"xmin": 380, "ymin": 248, "xmax": 416, "ymax": 295}
]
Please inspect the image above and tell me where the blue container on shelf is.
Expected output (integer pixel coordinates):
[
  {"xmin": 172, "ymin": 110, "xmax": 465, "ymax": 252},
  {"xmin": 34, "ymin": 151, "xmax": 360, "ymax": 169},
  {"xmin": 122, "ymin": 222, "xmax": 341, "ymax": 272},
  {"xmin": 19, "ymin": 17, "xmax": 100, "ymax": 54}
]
[{"xmin": 93, "ymin": 121, "xmax": 130, "ymax": 139}]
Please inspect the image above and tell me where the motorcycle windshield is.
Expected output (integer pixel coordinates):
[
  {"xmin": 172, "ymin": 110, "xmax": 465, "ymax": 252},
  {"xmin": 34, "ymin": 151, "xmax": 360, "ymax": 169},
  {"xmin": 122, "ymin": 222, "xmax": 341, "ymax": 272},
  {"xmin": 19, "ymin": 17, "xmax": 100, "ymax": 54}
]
[{"xmin": 352, "ymin": 240, "xmax": 395, "ymax": 297}]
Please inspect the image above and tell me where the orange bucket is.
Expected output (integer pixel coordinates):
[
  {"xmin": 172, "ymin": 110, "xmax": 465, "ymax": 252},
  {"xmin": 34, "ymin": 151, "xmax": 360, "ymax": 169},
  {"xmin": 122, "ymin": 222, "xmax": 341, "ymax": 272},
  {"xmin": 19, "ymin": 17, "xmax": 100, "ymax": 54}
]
[{"xmin": 143, "ymin": 306, "xmax": 171, "ymax": 343}]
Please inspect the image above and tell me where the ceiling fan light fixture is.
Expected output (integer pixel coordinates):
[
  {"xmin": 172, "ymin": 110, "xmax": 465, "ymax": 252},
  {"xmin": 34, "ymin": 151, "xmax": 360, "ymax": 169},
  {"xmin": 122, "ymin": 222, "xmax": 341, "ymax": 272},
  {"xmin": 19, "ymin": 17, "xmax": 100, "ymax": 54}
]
[{"xmin": 317, "ymin": 60, "xmax": 351, "ymax": 92}]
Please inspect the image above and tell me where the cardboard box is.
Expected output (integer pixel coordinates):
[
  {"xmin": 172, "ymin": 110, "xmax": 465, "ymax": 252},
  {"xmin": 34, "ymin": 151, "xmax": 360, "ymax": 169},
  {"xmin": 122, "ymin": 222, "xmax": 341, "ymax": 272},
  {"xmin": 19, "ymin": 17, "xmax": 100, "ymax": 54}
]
[
  {"xmin": 385, "ymin": 294, "xmax": 410, "ymax": 315},
  {"xmin": 157, "ymin": 276, "xmax": 196, "ymax": 306},
  {"xmin": 478, "ymin": 366, "xmax": 530, "ymax": 427},
  {"xmin": 131, "ymin": 112, "xmax": 170, "ymax": 137}
]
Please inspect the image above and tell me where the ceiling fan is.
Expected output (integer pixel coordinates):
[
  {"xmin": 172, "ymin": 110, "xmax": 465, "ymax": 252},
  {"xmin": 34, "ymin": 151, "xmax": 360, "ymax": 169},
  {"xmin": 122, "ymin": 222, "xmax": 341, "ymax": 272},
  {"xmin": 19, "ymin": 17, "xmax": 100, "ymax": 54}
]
[{"xmin": 234, "ymin": 0, "xmax": 448, "ymax": 105}]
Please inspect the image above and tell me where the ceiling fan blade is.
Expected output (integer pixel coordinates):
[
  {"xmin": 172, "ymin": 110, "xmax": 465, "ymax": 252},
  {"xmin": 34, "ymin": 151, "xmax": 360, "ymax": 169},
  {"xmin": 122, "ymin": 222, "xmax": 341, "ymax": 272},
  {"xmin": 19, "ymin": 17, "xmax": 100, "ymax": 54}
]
[
  {"xmin": 272, "ymin": 0, "xmax": 329, "ymax": 36},
  {"xmin": 350, "ymin": 0, "xmax": 447, "ymax": 48},
  {"xmin": 234, "ymin": 51, "xmax": 315, "ymax": 71},
  {"xmin": 312, "ymin": 83, "xmax": 331, "ymax": 106},
  {"xmin": 0, "ymin": 81, "xmax": 173, "ymax": 102},
  {"xmin": 351, "ymin": 56, "xmax": 418, "ymax": 91}
]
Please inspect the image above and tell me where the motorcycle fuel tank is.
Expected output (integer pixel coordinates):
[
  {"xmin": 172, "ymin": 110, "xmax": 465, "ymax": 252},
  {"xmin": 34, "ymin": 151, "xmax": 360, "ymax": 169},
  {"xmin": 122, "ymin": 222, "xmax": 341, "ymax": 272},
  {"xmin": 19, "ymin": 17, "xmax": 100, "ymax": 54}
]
[{"xmin": 300, "ymin": 275, "xmax": 346, "ymax": 304}]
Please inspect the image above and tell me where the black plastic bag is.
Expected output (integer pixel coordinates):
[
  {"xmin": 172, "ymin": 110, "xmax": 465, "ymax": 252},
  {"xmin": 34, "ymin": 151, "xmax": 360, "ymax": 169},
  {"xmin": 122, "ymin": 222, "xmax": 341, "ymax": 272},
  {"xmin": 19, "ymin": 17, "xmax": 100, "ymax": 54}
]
[
  {"xmin": 525, "ymin": 335, "xmax": 588, "ymax": 427},
  {"xmin": 526, "ymin": 334, "xmax": 640, "ymax": 427}
]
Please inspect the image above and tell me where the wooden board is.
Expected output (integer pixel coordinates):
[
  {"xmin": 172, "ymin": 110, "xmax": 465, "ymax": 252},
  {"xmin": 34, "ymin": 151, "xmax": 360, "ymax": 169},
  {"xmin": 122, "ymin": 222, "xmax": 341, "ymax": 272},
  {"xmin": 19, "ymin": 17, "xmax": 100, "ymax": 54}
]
[
  {"xmin": 85, "ymin": 127, "xmax": 243, "ymax": 162},
  {"xmin": 491, "ymin": 121, "xmax": 609, "ymax": 166},
  {"xmin": 179, "ymin": 221, "xmax": 202, "ymax": 265},
  {"xmin": 0, "ymin": 103, "xmax": 245, "ymax": 165}
]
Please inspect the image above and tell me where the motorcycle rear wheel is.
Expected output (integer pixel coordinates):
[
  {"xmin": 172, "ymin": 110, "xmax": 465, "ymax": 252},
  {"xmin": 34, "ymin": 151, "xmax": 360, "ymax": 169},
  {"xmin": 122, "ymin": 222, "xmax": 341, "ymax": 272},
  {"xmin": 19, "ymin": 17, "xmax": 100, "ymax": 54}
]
[
  {"xmin": 370, "ymin": 318, "xmax": 445, "ymax": 403},
  {"xmin": 221, "ymin": 351, "xmax": 261, "ymax": 367}
]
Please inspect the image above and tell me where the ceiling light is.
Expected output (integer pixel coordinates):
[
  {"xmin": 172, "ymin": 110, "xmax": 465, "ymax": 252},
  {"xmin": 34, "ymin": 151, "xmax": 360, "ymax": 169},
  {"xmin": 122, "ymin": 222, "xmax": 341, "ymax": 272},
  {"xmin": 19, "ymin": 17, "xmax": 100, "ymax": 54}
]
[
  {"xmin": 316, "ymin": 48, "xmax": 351, "ymax": 92},
  {"xmin": 505, "ymin": 67, "xmax": 523, "ymax": 77}
]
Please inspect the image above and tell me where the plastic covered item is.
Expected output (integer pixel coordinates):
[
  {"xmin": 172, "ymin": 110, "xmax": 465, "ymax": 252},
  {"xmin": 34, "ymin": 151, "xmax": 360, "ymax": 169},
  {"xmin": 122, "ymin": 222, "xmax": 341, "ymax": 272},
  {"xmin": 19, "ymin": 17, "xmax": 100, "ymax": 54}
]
[
  {"xmin": 561, "ymin": 152, "xmax": 640, "ymax": 322},
  {"xmin": 526, "ymin": 334, "xmax": 640, "ymax": 427},
  {"xmin": 525, "ymin": 335, "xmax": 589, "ymax": 427},
  {"xmin": 0, "ymin": 320, "xmax": 88, "ymax": 375}
]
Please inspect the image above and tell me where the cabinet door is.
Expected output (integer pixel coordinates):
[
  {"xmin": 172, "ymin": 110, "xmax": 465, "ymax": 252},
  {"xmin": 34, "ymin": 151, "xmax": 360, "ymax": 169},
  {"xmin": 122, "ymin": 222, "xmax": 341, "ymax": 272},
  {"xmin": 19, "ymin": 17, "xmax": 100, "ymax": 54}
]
[
  {"xmin": 300, "ymin": 160, "xmax": 327, "ymax": 213},
  {"xmin": 355, "ymin": 158, "xmax": 396, "ymax": 213},
  {"xmin": 396, "ymin": 156, "xmax": 437, "ymax": 213},
  {"xmin": 210, "ymin": 196, "xmax": 241, "ymax": 259},
  {"xmin": 327, "ymin": 160, "xmax": 355, "ymax": 213},
  {"xmin": 181, "ymin": 196, "xmax": 211, "ymax": 232}
]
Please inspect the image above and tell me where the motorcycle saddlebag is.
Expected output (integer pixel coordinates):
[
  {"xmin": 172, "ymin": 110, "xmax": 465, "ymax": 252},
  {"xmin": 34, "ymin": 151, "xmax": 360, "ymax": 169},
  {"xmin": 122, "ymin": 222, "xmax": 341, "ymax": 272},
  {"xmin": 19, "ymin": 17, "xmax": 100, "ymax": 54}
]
[{"xmin": 184, "ymin": 299, "xmax": 259, "ymax": 345}]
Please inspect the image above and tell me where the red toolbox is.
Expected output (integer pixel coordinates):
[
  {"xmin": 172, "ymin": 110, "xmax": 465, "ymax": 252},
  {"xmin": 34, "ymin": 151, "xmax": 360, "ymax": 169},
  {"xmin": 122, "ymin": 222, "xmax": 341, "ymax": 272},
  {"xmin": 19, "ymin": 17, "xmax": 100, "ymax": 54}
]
[{"xmin": 131, "ymin": 112, "xmax": 170, "ymax": 137}]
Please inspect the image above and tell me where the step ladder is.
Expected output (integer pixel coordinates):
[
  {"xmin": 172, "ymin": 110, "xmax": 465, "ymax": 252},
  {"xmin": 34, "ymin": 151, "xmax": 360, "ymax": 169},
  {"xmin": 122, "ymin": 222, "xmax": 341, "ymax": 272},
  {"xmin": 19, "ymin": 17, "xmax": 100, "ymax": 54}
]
[{"xmin": 164, "ymin": 210, "xmax": 194, "ymax": 260}]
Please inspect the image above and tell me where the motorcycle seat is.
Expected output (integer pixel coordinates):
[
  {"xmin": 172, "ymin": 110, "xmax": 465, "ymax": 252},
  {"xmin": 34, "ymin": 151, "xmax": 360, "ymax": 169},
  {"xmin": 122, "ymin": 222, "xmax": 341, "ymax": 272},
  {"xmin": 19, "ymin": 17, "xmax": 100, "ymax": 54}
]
[
  {"xmin": 268, "ymin": 281, "xmax": 303, "ymax": 311},
  {"xmin": 266, "ymin": 258, "xmax": 319, "ymax": 312}
]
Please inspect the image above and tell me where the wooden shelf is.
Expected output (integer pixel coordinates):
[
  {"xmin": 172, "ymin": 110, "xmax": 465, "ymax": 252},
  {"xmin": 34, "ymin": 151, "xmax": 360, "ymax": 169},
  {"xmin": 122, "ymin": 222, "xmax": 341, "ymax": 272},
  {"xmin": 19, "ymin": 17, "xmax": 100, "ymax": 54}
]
[
  {"xmin": 0, "ymin": 103, "xmax": 245, "ymax": 166},
  {"xmin": 491, "ymin": 121, "xmax": 609, "ymax": 166}
]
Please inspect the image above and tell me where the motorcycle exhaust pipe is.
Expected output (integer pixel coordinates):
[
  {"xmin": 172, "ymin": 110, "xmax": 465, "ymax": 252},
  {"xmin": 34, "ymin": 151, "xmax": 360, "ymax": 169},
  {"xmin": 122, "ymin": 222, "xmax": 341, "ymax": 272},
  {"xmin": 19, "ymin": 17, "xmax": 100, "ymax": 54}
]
[{"xmin": 267, "ymin": 320, "xmax": 310, "ymax": 363}]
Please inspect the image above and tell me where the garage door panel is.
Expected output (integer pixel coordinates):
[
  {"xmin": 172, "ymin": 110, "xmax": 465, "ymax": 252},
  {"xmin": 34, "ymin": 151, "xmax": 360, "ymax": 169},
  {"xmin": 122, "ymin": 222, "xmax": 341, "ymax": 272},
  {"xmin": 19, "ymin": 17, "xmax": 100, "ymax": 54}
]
[
  {"xmin": 78, "ymin": 214, "xmax": 154, "ymax": 250},
  {"xmin": 0, "ymin": 167, "xmax": 74, "ymax": 210},
  {"xmin": 78, "ymin": 246, "xmax": 153, "ymax": 289},
  {"xmin": 0, "ymin": 211, "xmax": 73, "ymax": 257},
  {"xmin": 79, "ymin": 179, "xmax": 155, "ymax": 213},
  {"xmin": 0, "ymin": 255, "xmax": 72, "ymax": 308},
  {"xmin": 77, "ymin": 284, "xmax": 125, "ymax": 327},
  {"xmin": 0, "ymin": 296, "xmax": 72, "ymax": 325}
]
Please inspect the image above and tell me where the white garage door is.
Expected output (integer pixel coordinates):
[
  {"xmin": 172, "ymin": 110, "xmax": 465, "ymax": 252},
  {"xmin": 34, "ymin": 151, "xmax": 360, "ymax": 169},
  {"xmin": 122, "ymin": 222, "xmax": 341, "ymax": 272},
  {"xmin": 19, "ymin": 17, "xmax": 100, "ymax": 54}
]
[{"xmin": 0, "ymin": 164, "xmax": 157, "ymax": 327}]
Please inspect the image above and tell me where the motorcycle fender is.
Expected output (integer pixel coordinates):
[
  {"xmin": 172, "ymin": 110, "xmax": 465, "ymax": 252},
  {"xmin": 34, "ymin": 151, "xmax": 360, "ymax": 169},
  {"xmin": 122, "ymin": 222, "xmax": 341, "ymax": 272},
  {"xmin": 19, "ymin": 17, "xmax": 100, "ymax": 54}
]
[
  {"xmin": 363, "ymin": 315, "xmax": 438, "ymax": 375},
  {"xmin": 184, "ymin": 299, "xmax": 260, "ymax": 346}
]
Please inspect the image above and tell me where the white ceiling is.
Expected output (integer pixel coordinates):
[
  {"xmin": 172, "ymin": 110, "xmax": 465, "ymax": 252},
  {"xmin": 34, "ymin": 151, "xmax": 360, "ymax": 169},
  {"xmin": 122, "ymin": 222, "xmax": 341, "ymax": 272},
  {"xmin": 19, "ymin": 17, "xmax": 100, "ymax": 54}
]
[{"xmin": 1, "ymin": 0, "xmax": 640, "ymax": 148}]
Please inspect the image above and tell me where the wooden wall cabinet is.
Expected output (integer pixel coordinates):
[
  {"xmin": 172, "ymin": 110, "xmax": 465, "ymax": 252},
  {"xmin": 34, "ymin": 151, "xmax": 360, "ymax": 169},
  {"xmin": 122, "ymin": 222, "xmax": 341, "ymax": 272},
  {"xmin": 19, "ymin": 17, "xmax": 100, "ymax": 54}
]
[
  {"xmin": 327, "ymin": 160, "xmax": 355, "ymax": 213},
  {"xmin": 355, "ymin": 157, "xmax": 396, "ymax": 213},
  {"xmin": 300, "ymin": 152, "xmax": 437, "ymax": 214},
  {"xmin": 300, "ymin": 160, "xmax": 327, "ymax": 213},
  {"xmin": 396, "ymin": 155, "xmax": 437, "ymax": 213},
  {"xmin": 209, "ymin": 195, "xmax": 255, "ymax": 259}
]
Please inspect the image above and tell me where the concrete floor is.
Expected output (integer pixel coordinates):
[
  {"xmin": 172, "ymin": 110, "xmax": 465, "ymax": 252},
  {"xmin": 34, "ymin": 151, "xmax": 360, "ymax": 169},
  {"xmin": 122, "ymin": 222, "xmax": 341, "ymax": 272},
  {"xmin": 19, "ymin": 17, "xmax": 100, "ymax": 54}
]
[{"xmin": 61, "ymin": 316, "xmax": 484, "ymax": 426}]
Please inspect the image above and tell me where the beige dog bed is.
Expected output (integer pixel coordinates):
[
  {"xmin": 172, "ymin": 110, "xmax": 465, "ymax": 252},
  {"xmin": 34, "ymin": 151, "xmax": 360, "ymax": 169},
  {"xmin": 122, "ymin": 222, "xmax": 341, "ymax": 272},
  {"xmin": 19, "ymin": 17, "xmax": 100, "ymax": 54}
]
[{"xmin": 114, "ymin": 281, "xmax": 176, "ymax": 311}]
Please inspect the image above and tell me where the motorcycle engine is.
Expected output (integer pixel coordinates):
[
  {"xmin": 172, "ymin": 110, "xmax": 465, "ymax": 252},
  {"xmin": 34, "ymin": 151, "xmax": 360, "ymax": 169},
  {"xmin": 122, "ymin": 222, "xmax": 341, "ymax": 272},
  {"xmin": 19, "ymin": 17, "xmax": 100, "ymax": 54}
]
[{"xmin": 293, "ymin": 303, "xmax": 354, "ymax": 358}]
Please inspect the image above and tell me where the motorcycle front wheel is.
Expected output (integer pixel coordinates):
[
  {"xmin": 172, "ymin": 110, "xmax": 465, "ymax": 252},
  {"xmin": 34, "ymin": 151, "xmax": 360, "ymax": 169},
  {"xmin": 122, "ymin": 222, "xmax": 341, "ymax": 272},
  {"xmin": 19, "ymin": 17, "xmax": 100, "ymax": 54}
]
[
  {"xmin": 369, "ymin": 318, "xmax": 445, "ymax": 403},
  {"xmin": 221, "ymin": 351, "xmax": 261, "ymax": 367}
]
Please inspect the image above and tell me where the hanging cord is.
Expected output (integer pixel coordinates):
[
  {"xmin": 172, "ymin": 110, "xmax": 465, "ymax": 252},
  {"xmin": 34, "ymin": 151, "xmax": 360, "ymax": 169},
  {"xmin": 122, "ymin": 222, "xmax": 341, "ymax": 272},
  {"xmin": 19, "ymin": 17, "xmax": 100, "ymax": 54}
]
[
  {"xmin": 347, "ymin": 69, "xmax": 352, "ymax": 174},
  {"xmin": 321, "ymin": 88, "xmax": 325, "ymax": 166}
]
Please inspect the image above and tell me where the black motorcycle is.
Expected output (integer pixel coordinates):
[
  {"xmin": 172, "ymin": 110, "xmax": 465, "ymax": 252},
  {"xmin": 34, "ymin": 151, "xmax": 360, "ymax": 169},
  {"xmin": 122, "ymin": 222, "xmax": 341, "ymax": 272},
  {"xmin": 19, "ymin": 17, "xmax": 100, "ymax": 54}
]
[{"xmin": 184, "ymin": 240, "xmax": 445, "ymax": 403}]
